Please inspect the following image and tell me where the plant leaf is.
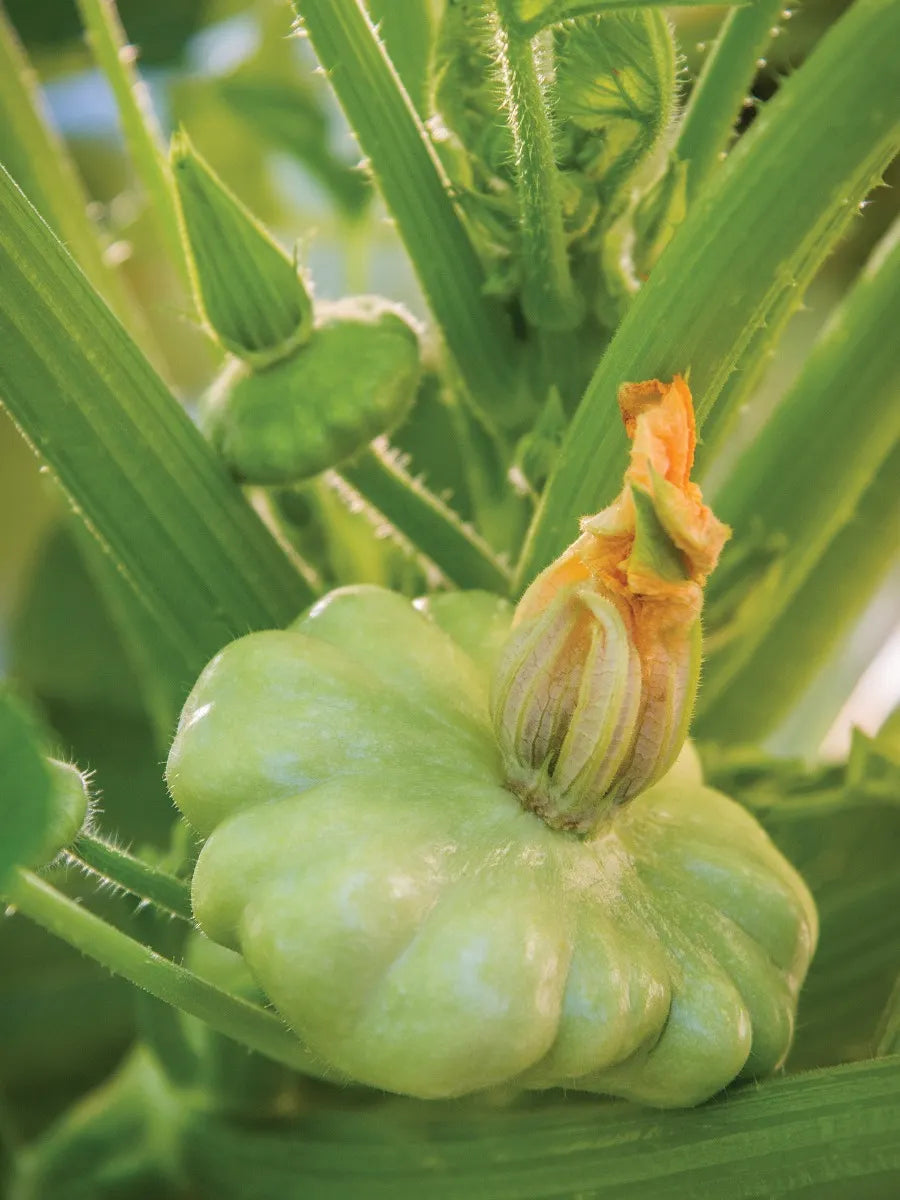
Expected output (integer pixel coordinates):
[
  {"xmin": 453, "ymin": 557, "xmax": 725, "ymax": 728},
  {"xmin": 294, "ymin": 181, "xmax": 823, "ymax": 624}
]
[
  {"xmin": 697, "ymin": 219, "xmax": 900, "ymax": 738},
  {"xmin": 707, "ymin": 440, "xmax": 900, "ymax": 748},
  {"xmin": 517, "ymin": 0, "xmax": 900, "ymax": 586},
  {"xmin": 176, "ymin": 1057, "xmax": 900, "ymax": 1198}
]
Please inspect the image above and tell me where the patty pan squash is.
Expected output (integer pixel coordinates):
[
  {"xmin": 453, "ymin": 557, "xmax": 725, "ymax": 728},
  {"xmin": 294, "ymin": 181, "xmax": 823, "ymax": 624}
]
[{"xmin": 166, "ymin": 378, "xmax": 817, "ymax": 1105}]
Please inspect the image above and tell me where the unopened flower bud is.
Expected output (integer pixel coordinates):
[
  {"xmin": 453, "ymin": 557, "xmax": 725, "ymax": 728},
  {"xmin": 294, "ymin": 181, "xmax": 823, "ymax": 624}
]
[
  {"xmin": 492, "ymin": 376, "xmax": 729, "ymax": 833},
  {"xmin": 171, "ymin": 131, "xmax": 313, "ymax": 366}
]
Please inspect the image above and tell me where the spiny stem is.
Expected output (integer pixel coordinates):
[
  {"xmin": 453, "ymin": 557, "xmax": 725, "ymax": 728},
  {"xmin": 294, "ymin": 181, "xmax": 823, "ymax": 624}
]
[
  {"xmin": 339, "ymin": 442, "xmax": 512, "ymax": 593},
  {"xmin": 4, "ymin": 868, "xmax": 332, "ymax": 1080},
  {"xmin": 675, "ymin": 0, "xmax": 785, "ymax": 202},
  {"xmin": 494, "ymin": 13, "xmax": 583, "ymax": 331},
  {"xmin": 76, "ymin": 0, "xmax": 187, "ymax": 282},
  {"xmin": 71, "ymin": 833, "xmax": 193, "ymax": 920}
]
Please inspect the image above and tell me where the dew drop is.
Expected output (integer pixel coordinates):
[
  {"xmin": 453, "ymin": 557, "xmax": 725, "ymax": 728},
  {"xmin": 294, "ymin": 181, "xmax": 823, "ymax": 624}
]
[
  {"xmin": 755, "ymin": 57, "xmax": 767, "ymax": 69},
  {"xmin": 781, "ymin": 8, "xmax": 794, "ymax": 19},
  {"xmin": 695, "ymin": 41, "xmax": 707, "ymax": 53},
  {"xmin": 769, "ymin": 26, "xmax": 782, "ymax": 37}
]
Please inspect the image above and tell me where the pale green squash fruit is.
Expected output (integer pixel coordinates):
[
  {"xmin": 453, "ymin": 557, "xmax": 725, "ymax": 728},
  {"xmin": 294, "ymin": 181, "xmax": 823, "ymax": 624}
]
[{"xmin": 166, "ymin": 585, "xmax": 817, "ymax": 1105}]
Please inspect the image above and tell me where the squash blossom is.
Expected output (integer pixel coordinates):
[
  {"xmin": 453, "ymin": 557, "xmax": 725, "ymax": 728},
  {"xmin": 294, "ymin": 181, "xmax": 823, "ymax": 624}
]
[
  {"xmin": 493, "ymin": 375, "xmax": 730, "ymax": 832},
  {"xmin": 167, "ymin": 378, "xmax": 816, "ymax": 1107}
]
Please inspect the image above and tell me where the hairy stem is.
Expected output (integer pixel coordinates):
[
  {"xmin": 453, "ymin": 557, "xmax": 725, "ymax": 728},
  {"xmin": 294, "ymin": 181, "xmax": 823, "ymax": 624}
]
[
  {"xmin": 340, "ymin": 443, "xmax": 512, "ymax": 592},
  {"xmin": 494, "ymin": 13, "xmax": 582, "ymax": 330},
  {"xmin": 4, "ymin": 868, "xmax": 332, "ymax": 1079},
  {"xmin": 71, "ymin": 834, "xmax": 194, "ymax": 921}
]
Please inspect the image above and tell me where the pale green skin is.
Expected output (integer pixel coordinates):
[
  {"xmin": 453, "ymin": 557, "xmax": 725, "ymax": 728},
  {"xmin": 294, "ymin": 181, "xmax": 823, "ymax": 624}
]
[{"xmin": 167, "ymin": 586, "xmax": 817, "ymax": 1105}]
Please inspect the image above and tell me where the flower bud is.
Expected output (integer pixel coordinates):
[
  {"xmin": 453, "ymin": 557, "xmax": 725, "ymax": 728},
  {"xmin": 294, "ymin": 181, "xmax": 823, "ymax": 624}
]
[
  {"xmin": 171, "ymin": 131, "xmax": 313, "ymax": 366},
  {"xmin": 492, "ymin": 376, "xmax": 729, "ymax": 833}
]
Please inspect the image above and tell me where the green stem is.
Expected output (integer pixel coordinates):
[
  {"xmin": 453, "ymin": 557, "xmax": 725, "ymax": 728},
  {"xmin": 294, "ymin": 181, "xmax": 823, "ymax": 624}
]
[
  {"xmin": 494, "ymin": 13, "xmax": 582, "ymax": 330},
  {"xmin": 71, "ymin": 834, "xmax": 193, "ymax": 921},
  {"xmin": 515, "ymin": 0, "xmax": 900, "ymax": 587},
  {"xmin": 4, "ymin": 868, "xmax": 331, "ymax": 1079},
  {"xmin": 292, "ymin": 0, "xmax": 519, "ymax": 430},
  {"xmin": 0, "ymin": 166, "xmax": 313, "ymax": 677},
  {"xmin": 675, "ymin": 0, "xmax": 784, "ymax": 202},
  {"xmin": 339, "ymin": 443, "xmax": 512, "ymax": 593},
  {"xmin": 0, "ymin": 8, "xmax": 150, "ymax": 343},
  {"xmin": 75, "ymin": 0, "xmax": 186, "ymax": 280}
]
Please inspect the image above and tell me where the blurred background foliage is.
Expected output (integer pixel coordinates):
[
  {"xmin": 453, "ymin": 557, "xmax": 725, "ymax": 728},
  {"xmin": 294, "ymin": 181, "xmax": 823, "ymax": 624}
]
[{"xmin": 0, "ymin": 0, "xmax": 897, "ymax": 1166}]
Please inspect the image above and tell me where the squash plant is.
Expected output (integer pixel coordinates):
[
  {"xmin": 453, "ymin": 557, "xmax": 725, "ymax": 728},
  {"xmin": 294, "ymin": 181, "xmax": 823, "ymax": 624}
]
[{"xmin": 1, "ymin": 0, "xmax": 899, "ymax": 1195}]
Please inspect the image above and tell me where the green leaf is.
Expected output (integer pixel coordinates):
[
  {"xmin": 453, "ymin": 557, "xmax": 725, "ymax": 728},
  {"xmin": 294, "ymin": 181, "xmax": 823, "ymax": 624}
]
[
  {"xmin": 705, "ymin": 735, "xmax": 900, "ymax": 1070},
  {"xmin": 216, "ymin": 75, "xmax": 370, "ymax": 219},
  {"xmin": 517, "ymin": 0, "xmax": 900, "ymax": 586},
  {"xmin": 0, "ymin": 692, "xmax": 53, "ymax": 892},
  {"xmin": 292, "ymin": 0, "xmax": 520, "ymax": 430},
  {"xmin": 697, "ymin": 220, "xmax": 900, "ymax": 739},
  {"xmin": 0, "ymin": 166, "xmax": 313, "ymax": 678},
  {"xmin": 765, "ymin": 797, "xmax": 900, "ymax": 1071},
  {"xmin": 366, "ymin": 0, "xmax": 437, "ymax": 118},
  {"xmin": 765, "ymin": 540, "xmax": 899, "ymax": 760},
  {"xmin": 15, "ymin": 1047, "xmax": 183, "ymax": 1200},
  {"xmin": 177, "ymin": 1057, "xmax": 900, "ymax": 1198}
]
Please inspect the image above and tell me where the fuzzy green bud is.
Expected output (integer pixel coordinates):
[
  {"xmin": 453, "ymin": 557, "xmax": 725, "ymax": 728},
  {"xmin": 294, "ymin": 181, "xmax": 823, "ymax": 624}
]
[
  {"xmin": 171, "ymin": 131, "xmax": 313, "ymax": 366},
  {"xmin": 201, "ymin": 297, "xmax": 421, "ymax": 485}
]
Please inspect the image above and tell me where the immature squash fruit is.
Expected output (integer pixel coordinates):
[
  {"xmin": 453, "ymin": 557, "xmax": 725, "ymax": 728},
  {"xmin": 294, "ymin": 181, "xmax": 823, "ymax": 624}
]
[
  {"xmin": 167, "ymin": 378, "xmax": 816, "ymax": 1105},
  {"xmin": 201, "ymin": 296, "xmax": 421, "ymax": 484}
]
